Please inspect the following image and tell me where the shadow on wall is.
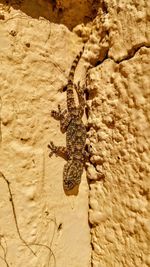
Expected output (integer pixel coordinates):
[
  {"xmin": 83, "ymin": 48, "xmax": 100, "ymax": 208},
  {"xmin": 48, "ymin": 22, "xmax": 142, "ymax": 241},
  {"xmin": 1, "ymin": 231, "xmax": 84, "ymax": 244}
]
[{"xmin": 1, "ymin": 0, "xmax": 100, "ymax": 30}]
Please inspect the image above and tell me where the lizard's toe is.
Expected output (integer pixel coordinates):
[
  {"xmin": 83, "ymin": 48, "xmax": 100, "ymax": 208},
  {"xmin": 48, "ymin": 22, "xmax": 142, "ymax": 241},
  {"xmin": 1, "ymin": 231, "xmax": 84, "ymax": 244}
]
[{"xmin": 51, "ymin": 110, "xmax": 57, "ymax": 117}]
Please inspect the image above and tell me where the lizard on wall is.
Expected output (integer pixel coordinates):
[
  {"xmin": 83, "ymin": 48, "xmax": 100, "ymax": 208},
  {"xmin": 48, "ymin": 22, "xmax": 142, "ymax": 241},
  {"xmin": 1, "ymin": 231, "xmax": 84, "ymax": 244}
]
[{"xmin": 48, "ymin": 47, "xmax": 87, "ymax": 191}]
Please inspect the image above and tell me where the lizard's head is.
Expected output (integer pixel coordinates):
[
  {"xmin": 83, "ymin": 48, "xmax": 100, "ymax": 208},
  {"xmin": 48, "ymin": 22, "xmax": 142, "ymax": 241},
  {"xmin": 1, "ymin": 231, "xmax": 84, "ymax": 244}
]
[{"xmin": 63, "ymin": 160, "xmax": 83, "ymax": 191}]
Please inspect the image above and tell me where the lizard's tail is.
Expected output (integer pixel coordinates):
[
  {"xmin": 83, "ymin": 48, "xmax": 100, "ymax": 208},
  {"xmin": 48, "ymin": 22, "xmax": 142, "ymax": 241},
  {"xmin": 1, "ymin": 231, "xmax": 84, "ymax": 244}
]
[
  {"xmin": 67, "ymin": 46, "xmax": 84, "ymax": 111},
  {"xmin": 68, "ymin": 46, "xmax": 84, "ymax": 83}
]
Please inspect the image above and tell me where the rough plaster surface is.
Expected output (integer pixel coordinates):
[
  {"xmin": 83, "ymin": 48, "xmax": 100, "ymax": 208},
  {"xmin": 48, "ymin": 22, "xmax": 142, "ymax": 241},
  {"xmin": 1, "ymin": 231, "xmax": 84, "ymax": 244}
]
[
  {"xmin": 88, "ymin": 47, "xmax": 150, "ymax": 267},
  {"xmin": 0, "ymin": 5, "xmax": 90, "ymax": 267},
  {"xmin": 0, "ymin": 0, "xmax": 150, "ymax": 267}
]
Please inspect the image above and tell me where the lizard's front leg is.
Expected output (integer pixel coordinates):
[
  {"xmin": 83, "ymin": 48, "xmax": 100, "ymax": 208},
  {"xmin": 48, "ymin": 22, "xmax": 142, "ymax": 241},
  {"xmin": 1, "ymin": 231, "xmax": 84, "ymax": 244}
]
[
  {"xmin": 48, "ymin": 141, "xmax": 68, "ymax": 160},
  {"xmin": 51, "ymin": 104, "xmax": 71, "ymax": 133},
  {"xmin": 51, "ymin": 104, "xmax": 67, "ymax": 120}
]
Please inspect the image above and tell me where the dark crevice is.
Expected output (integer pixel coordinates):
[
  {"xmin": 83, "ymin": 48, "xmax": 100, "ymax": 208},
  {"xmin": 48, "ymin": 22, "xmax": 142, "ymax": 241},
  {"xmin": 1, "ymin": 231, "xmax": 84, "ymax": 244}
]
[
  {"xmin": 86, "ymin": 125, "xmax": 91, "ymax": 132},
  {"xmin": 85, "ymin": 88, "xmax": 90, "ymax": 101},
  {"xmin": 85, "ymin": 88, "xmax": 90, "ymax": 119},
  {"xmin": 109, "ymin": 44, "xmax": 150, "ymax": 64},
  {"xmin": 93, "ymin": 44, "xmax": 150, "ymax": 69},
  {"xmin": 85, "ymin": 106, "xmax": 89, "ymax": 119},
  {"xmin": 95, "ymin": 49, "xmax": 109, "ymax": 67},
  {"xmin": 101, "ymin": 0, "xmax": 108, "ymax": 14},
  {"xmin": 88, "ymin": 46, "xmax": 109, "ymax": 69},
  {"xmin": 0, "ymin": 0, "xmax": 100, "ymax": 30}
]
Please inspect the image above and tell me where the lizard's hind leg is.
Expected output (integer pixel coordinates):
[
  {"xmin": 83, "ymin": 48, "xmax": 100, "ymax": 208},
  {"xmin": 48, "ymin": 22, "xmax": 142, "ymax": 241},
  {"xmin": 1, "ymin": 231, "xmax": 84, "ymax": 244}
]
[{"xmin": 48, "ymin": 141, "xmax": 68, "ymax": 160}]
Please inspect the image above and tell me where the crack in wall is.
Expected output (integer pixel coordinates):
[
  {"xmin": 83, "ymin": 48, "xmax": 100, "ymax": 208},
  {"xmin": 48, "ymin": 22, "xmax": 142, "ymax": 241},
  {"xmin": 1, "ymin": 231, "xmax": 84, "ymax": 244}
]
[
  {"xmin": 109, "ymin": 44, "xmax": 150, "ymax": 64},
  {"xmin": 93, "ymin": 44, "xmax": 150, "ymax": 69}
]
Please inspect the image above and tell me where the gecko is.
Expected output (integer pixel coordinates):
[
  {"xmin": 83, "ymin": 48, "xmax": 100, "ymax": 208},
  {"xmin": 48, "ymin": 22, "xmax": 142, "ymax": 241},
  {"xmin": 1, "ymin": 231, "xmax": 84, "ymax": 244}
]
[{"xmin": 48, "ymin": 47, "xmax": 87, "ymax": 191}]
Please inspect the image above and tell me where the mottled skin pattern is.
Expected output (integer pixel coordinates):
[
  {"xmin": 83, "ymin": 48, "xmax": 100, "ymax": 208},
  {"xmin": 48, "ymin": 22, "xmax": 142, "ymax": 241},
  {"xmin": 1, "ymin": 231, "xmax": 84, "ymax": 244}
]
[{"xmin": 48, "ymin": 47, "xmax": 87, "ymax": 191}]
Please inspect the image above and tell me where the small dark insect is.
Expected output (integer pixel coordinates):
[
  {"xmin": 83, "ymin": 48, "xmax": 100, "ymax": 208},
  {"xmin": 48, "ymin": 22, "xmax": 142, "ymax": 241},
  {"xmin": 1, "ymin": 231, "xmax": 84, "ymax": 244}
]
[{"xmin": 57, "ymin": 223, "xmax": 62, "ymax": 231}]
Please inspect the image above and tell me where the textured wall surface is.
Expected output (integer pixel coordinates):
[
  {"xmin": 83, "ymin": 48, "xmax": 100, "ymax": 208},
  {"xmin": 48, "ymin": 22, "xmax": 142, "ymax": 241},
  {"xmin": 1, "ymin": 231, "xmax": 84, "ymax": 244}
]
[
  {"xmin": 86, "ymin": 1, "xmax": 150, "ymax": 267},
  {"xmin": 0, "ymin": 3, "xmax": 91, "ymax": 267},
  {"xmin": 0, "ymin": 0, "xmax": 150, "ymax": 267},
  {"xmin": 88, "ymin": 48, "xmax": 150, "ymax": 267}
]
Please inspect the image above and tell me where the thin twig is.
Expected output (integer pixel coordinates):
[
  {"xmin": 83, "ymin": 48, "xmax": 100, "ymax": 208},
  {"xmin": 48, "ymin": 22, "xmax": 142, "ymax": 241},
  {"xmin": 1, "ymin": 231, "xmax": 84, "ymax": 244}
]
[
  {"xmin": 0, "ymin": 172, "xmax": 36, "ymax": 257},
  {"xmin": 28, "ymin": 243, "xmax": 56, "ymax": 267},
  {"xmin": 47, "ymin": 217, "xmax": 57, "ymax": 267},
  {"xmin": 0, "ymin": 236, "xmax": 10, "ymax": 267}
]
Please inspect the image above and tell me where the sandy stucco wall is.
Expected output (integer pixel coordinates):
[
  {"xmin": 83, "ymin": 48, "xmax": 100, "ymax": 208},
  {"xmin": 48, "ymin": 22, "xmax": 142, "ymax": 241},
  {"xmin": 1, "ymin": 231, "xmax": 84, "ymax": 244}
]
[
  {"xmin": 0, "ymin": 4, "xmax": 90, "ymax": 267},
  {"xmin": 0, "ymin": 1, "xmax": 150, "ymax": 267},
  {"xmin": 86, "ymin": 2, "xmax": 150, "ymax": 266},
  {"xmin": 88, "ymin": 48, "xmax": 150, "ymax": 267}
]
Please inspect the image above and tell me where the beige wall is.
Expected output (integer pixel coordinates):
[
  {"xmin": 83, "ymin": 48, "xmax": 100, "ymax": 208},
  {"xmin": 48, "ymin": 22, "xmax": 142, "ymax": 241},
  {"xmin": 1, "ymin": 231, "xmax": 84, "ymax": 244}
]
[{"xmin": 0, "ymin": 1, "xmax": 149, "ymax": 267}]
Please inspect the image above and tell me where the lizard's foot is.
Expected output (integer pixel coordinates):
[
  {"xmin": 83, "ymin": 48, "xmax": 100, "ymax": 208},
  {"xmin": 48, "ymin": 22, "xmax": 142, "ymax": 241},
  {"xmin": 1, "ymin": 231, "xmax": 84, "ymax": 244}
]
[
  {"xmin": 51, "ymin": 104, "xmax": 61, "ymax": 119},
  {"xmin": 48, "ymin": 142, "xmax": 68, "ymax": 159},
  {"xmin": 58, "ymin": 85, "xmax": 67, "ymax": 93},
  {"xmin": 48, "ymin": 141, "xmax": 57, "ymax": 157},
  {"xmin": 51, "ymin": 105, "xmax": 67, "ymax": 120}
]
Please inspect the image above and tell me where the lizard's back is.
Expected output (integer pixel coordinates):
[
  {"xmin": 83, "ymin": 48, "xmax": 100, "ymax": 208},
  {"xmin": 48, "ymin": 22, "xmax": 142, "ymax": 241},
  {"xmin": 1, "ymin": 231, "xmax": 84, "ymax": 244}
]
[{"xmin": 66, "ymin": 116, "xmax": 86, "ymax": 161}]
